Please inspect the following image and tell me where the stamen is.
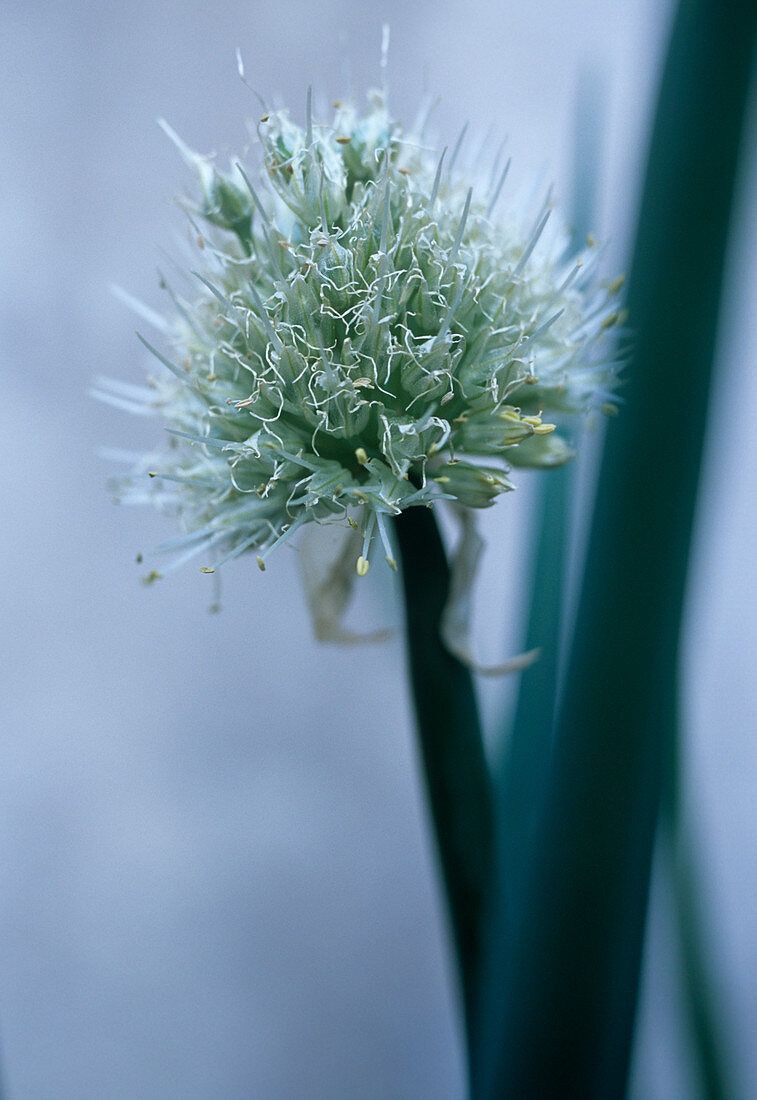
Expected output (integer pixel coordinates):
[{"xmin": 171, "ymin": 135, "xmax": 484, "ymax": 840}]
[
  {"xmin": 375, "ymin": 511, "xmax": 397, "ymax": 570},
  {"xmin": 110, "ymin": 285, "xmax": 169, "ymax": 333},
  {"xmin": 256, "ymin": 513, "xmax": 309, "ymax": 569},
  {"xmin": 235, "ymin": 48, "xmax": 268, "ymax": 111},
  {"xmin": 430, "ymin": 147, "xmax": 447, "ymax": 208},
  {"xmin": 448, "ymin": 121, "xmax": 469, "ymax": 173},
  {"xmin": 380, "ymin": 24, "xmax": 390, "ymax": 96},
  {"xmin": 449, "ymin": 188, "xmax": 473, "ymax": 265},
  {"xmin": 207, "ymin": 531, "xmax": 263, "ymax": 570},
  {"xmin": 306, "ymin": 86, "xmax": 313, "ymax": 148},
  {"xmin": 136, "ymin": 333, "xmax": 190, "ymax": 383},
  {"xmin": 513, "ymin": 207, "xmax": 552, "ymax": 276},
  {"xmin": 359, "ymin": 508, "xmax": 377, "ymax": 573},
  {"xmin": 487, "ymin": 157, "xmax": 511, "ymax": 217}
]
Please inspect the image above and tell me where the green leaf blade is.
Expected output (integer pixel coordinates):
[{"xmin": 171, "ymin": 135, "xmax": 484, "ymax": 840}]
[{"xmin": 489, "ymin": 1, "xmax": 757, "ymax": 1095}]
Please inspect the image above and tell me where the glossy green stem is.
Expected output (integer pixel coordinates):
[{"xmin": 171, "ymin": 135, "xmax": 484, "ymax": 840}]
[{"xmin": 395, "ymin": 505, "xmax": 494, "ymax": 1058}]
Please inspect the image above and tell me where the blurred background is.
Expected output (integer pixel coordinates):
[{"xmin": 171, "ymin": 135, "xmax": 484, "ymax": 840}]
[{"xmin": 1, "ymin": 0, "xmax": 755, "ymax": 1095}]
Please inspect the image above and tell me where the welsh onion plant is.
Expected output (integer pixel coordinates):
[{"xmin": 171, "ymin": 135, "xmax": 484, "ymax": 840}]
[
  {"xmin": 101, "ymin": 0, "xmax": 756, "ymax": 1094},
  {"xmin": 98, "ymin": 79, "xmax": 619, "ymax": 1083}
]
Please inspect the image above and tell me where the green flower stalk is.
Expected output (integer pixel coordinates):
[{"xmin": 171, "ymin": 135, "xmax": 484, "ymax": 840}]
[{"xmin": 100, "ymin": 87, "xmax": 621, "ymax": 590}]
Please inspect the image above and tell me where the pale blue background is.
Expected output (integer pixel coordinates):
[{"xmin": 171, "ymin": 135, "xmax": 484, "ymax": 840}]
[{"xmin": 1, "ymin": 1, "xmax": 755, "ymax": 1096}]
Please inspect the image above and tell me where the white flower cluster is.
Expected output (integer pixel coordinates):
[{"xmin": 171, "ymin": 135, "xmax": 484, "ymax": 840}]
[{"xmin": 102, "ymin": 90, "xmax": 622, "ymax": 579}]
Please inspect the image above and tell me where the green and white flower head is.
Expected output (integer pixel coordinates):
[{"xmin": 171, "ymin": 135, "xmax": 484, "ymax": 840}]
[{"xmin": 101, "ymin": 77, "xmax": 622, "ymax": 606}]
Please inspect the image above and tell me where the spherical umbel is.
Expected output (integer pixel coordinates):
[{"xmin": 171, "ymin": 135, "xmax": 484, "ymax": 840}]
[{"xmin": 100, "ymin": 88, "xmax": 623, "ymax": 582}]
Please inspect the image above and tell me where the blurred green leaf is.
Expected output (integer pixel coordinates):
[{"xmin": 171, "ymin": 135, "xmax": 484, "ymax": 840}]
[
  {"xmin": 492, "ymin": 62, "xmax": 606, "ymax": 911},
  {"xmin": 663, "ymin": 708, "xmax": 731, "ymax": 1099},
  {"xmin": 472, "ymin": 65, "xmax": 605, "ymax": 1097},
  {"xmin": 488, "ymin": 1, "xmax": 757, "ymax": 1095},
  {"xmin": 498, "ymin": 464, "xmax": 569, "ymax": 883},
  {"xmin": 472, "ymin": 464, "xmax": 571, "ymax": 1097}
]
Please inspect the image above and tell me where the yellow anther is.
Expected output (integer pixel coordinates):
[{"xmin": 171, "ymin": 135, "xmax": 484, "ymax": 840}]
[
  {"xmin": 434, "ymin": 476, "xmax": 451, "ymax": 484},
  {"xmin": 386, "ymin": 557, "xmax": 398, "ymax": 571},
  {"xmin": 256, "ymin": 556, "xmax": 266, "ymax": 572},
  {"xmin": 197, "ymin": 235, "xmax": 205, "ymax": 250},
  {"xmin": 355, "ymin": 447, "xmax": 368, "ymax": 465},
  {"xmin": 199, "ymin": 566, "xmax": 215, "ymax": 574},
  {"xmin": 525, "ymin": 375, "xmax": 540, "ymax": 385},
  {"xmin": 586, "ymin": 233, "xmax": 597, "ymax": 248},
  {"xmin": 534, "ymin": 422, "xmax": 557, "ymax": 435},
  {"xmin": 601, "ymin": 311, "xmax": 620, "ymax": 330},
  {"xmin": 260, "ymin": 114, "xmax": 270, "ymax": 123},
  {"xmin": 601, "ymin": 402, "xmax": 619, "ymax": 417},
  {"xmin": 148, "ymin": 471, "xmax": 157, "ymax": 478},
  {"xmin": 500, "ymin": 410, "xmax": 523, "ymax": 423},
  {"xmin": 522, "ymin": 415, "xmax": 543, "ymax": 427},
  {"xmin": 398, "ymin": 166, "xmax": 410, "ymax": 175},
  {"xmin": 356, "ymin": 556, "xmax": 370, "ymax": 577},
  {"xmin": 335, "ymin": 136, "xmax": 351, "ymax": 144},
  {"xmin": 428, "ymin": 442, "xmax": 438, "ymax": 456},
  {"xmin": 609, "ymin": 274, "xmax": 626, "ymax": 295},
  {"xmin": 347, "ymin": 517, "xmax": 359, "ymax": 530}
]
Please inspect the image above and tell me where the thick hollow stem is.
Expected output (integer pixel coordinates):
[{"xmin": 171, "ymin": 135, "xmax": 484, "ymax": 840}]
[{"xmin": 394, "ymin": 505, "xmax": 494, "ymax": 1057}]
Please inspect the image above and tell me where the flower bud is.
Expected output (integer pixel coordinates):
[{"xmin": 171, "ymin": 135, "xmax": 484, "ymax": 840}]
[{"xmin": 434, "ymin": 462, "xmax": 514, "ymax": 508}]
